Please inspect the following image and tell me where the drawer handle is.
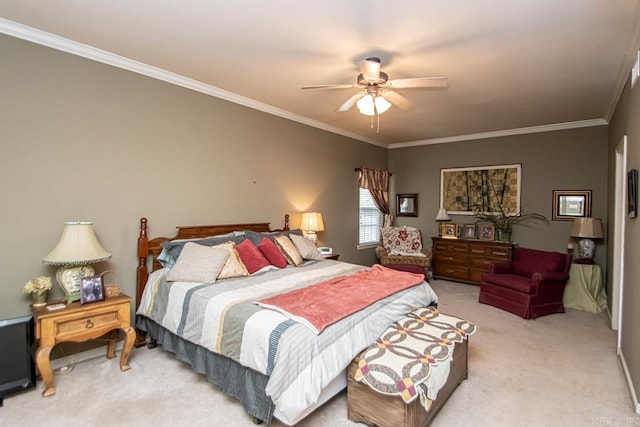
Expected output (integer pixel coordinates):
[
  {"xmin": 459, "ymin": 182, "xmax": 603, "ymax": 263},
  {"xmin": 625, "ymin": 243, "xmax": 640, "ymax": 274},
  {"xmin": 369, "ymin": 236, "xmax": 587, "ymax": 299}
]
[{"xmin": 85, "ymin": 320, "xmax": 94, "ymax": 329}]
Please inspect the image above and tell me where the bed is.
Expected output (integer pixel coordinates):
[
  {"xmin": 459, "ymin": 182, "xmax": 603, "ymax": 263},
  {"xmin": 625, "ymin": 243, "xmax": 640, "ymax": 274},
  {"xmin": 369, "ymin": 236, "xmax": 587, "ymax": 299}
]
[{"xmin": 134, "ymin": 215, "xmax": 439, "ymax": 425}]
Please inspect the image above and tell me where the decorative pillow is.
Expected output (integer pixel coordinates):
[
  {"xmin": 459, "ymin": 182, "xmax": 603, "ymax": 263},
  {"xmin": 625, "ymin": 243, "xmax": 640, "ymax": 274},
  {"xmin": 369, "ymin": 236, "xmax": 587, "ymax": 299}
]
[
  {"xmin": 161, "ymin": 233, "xmax": 246, "ymax": 268},
  {"xmin": 381, "ymin": 226, "xmax": 423, "ymax": 255},
  {"xmin": 273, "ymin": 235, "xmax": 304, "ymax": 267},
  {"xmin": 243, "ymin": 229, "xmax": 304, "ymax": 246},
  {"xmin": 257, "ymin": 237, "xmax": 288, "ymax": 268},
  {"xmin": 166, "ymin": 243, "xmax": 229, "ymax": 283},
  {"xmin": 214, "ymin": 241, "xmax": 250, "ymax": 280},
  {"xmin": 235, "ymin": 239, "xmax": 272, "ymax": 274},
  {"xmin": 290, "ymin": 234, "xmax": 324, "ymax": 260}
]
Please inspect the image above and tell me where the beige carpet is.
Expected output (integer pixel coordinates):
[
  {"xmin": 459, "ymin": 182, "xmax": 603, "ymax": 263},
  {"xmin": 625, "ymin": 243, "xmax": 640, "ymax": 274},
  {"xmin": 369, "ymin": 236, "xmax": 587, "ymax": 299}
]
[{"xmin": 2, "ymin": 280, "xmax": 636, "ymax": 426}]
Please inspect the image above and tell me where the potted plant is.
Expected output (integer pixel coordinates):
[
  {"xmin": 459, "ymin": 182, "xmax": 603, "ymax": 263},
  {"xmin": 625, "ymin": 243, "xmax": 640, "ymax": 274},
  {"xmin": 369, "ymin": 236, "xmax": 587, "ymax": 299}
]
[{"xmin": 472, "ymin": 201, "xmax": 548, "ymax": 242}]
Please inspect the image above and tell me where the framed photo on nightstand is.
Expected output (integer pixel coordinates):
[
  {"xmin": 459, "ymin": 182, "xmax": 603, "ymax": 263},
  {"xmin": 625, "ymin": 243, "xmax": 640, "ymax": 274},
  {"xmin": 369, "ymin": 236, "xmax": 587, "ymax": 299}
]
[{"xmin": 80, "ymin": 275, "xmax": 105, "ymax": 304}]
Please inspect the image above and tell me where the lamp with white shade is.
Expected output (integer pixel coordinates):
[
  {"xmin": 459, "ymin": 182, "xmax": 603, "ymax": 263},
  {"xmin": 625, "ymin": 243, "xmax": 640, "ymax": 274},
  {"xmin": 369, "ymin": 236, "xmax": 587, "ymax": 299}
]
[
  {"xmin": 570, "ymin": 217, "xmax": 603, "ymax": 261},
  {"xmin": 300, "ymin": 212, "xmax": 324, "ymax": 244},
  {"xmin": 435, "ymin": 208, "xmax": 451, "ymax": 236},
  {"xmin": 43, "ymin": 222, "xmax": 111, "ymax": 303}
]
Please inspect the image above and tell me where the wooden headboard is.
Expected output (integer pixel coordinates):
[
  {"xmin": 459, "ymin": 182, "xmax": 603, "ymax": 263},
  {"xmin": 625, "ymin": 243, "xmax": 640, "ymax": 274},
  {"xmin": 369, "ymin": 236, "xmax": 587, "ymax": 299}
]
[{"xmin": 136, "ymin": 214, "xmax": 289, "ymax": 310}]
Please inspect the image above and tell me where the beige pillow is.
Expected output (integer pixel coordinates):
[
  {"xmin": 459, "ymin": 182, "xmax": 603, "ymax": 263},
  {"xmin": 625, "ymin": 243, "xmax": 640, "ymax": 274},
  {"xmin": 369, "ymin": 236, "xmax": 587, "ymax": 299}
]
[
  {"xmin": 167, "ymin": 242, "xmax": 229, "ymax": 283},
  {"xmin": 273, "ymin": 235, "xmax": 304, "ymax": 266},
  {"xmin": 215, "ymin": 241, "xmax": 250, "ymax": 279},
  {"xmin": 290, "ymin": 234, "xmax": 324, "ymax": 260}
]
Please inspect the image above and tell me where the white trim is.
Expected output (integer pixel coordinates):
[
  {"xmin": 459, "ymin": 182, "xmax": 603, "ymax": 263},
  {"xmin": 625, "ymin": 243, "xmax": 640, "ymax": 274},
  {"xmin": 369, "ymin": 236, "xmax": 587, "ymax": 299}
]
[
  {"xmin": 618, "ymin": 347, "xmax": 640, "ymax": 414},
  {"xmin": 0, "ymin": 18, "xmax": 613, "ymax": 150},
  {"xmin": 0, "ymin": 18, "xmax": 385, "ymax": 148},
  {"xmin": 388, "ymin": 119, "xmax": 608, "ymax": 149}
]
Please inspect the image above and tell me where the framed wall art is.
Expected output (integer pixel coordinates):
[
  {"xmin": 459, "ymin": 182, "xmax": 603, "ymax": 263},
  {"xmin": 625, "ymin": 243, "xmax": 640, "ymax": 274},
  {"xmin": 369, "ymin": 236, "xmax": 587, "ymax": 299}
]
[
  {"xmin": 629, "ymin": 169, "xmax": 638, "ymax": 218},
  {"xmin": 552, "ymin": 190, "xmax": 591, "ymax": 221},
  {"xmin": 396, "ymin": 194, "xmax": 418, "ymax": 217},
  {"xmin": 440, "ymin": 164, "xmax": 521, "ymax": 215}
]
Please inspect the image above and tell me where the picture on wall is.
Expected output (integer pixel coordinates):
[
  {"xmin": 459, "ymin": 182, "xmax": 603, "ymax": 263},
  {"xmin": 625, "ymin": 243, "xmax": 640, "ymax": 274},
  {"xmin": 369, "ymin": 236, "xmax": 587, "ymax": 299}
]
[
  {"xmin": 629, "ymin": 169, "xmax": 638, "ymax": 218},
  {"xmin": 552, "ymin": 190, "xmax": 591, "ymax": 221},
  {"xmin": 440, "ymin": 164, "xmax": 521, "ymax": 215}
]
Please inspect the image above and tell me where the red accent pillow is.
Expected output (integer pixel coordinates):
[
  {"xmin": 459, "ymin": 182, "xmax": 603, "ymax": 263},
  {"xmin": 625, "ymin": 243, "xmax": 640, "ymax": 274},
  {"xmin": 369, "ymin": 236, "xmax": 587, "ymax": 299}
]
[
  {"xmin": 235, "ymin": 239, "xmax": 272, "ymax": 274},
  {"xmin": 258, "ymin": 237, "xmax": 288, "ymax": 268}
]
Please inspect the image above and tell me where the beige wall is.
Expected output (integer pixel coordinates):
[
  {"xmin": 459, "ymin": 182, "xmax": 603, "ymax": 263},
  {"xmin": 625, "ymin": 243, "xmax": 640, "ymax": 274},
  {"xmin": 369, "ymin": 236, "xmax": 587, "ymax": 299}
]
[
  {"xmin": 608, "ymin": 61, "xmax": 640, "ymax": 405},
  {"xmin": 0, "ymin": 35, "xmax": 386, "ymax": 320},
  {"xmin": 388, "ymin": 127, "xmax": 609, "ymax": 260}
]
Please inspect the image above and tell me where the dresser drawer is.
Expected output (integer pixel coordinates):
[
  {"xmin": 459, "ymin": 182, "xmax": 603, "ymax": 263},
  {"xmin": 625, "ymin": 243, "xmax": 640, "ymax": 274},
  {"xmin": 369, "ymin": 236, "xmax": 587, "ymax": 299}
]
[
  {"xmin": 434, "ymin": 264, "xmax": 469, "ymax": 281},
  {"xmin": 469, "ymin": 256, "xmax": 504, "ymax": 270},
  {"xmin": 469, "ymin": 243, "xmax": 510, "ymax": 259},
  {"xmin": 54, "ymin": 309, "xmax": 121, "ymax": 339},
  {"xmin": 433, "ymin": 240, "xmax": 468, "ymax": 254},
  {"xmin": 434, "ymin": 252, "xmax": 467, "ymax": 265}
]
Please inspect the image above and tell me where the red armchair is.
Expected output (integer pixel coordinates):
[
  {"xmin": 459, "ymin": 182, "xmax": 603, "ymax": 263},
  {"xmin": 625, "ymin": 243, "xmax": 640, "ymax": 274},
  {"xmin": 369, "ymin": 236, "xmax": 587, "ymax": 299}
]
[{"xmin": 479, "ymin": 247, "xmax": 571, "ymax": 319}]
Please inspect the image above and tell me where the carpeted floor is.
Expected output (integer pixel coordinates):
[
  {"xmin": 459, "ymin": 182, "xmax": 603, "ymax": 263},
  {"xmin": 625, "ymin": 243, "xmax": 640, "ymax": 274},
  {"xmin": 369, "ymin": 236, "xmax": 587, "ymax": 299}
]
[{"xmin": 2, "ymin": 280, "xmax": 637, "ymax": 426}]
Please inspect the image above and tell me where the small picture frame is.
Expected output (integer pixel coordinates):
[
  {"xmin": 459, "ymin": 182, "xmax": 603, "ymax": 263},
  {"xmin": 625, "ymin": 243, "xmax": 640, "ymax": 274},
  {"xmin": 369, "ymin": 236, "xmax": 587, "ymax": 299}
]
[
  {"xmin": 396, "ymin": 194, "xmax": 418, "ymax": 217},
  {"xmin": 442, "ymin": 222, "xmax": 458, "ymax": 239},
  {"xmin": 463, "ymin": 224, "xmax": 477, "ymax": 239},
  {"xmin": 478, "ymin": 223, "xmax": 495, "ymax": 241},
  {"xmin": 80, "ymin": 275, "xmax": 105, "ymax": 304},
  {"xmin": 552, "ymin": 190, "xmax": 592, "ymax": 221}
]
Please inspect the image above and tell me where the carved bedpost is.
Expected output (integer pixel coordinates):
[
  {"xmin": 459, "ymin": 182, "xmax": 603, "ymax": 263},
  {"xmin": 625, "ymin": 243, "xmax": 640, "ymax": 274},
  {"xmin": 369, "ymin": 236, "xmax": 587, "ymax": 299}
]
[
  {"xmin": 284, "ymin": 214, "xmax": 290, "ymax": 231},
  {"xmin": 135, "ymin": 218, "xmax": 149, "ymax": 347}
]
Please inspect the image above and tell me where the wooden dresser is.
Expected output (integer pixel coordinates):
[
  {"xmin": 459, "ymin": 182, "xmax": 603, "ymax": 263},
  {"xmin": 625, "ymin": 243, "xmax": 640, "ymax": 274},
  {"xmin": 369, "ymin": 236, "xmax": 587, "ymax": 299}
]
[{"xmin": 431, "ymin": 237, "xmax": 513, "ymax": 285}]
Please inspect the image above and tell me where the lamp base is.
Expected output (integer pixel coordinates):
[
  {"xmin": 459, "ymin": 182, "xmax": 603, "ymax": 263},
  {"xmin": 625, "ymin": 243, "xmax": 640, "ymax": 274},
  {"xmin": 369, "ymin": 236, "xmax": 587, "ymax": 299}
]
[
  {"xmin": 303, "ymin": 231, "xmax": 318, "ymax": 244},
  {"xmin": 56, "ymin": 265, "xmax": 95, "ymax": 304},
  {"xmin": 577, "ymin": 238, "xmax": 595, "ymax": 259}
]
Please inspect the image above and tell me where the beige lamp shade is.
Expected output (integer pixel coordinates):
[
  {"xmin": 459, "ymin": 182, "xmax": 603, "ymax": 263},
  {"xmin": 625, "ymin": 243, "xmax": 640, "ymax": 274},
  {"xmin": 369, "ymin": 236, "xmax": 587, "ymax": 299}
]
[
  {"xmin": 300, "ymin": 212, "xmax": 325, "ymax": 232},
  {"xmin": 43, "ymin": 221, "xmax": 111, "ymax": 265},
  {"xmin": 570, "ymin": 218, "xmax": 604, "ymax": 239},
  {"xmin": 435, "ymin": 208, "xmax": 451, "ymax": 221}
]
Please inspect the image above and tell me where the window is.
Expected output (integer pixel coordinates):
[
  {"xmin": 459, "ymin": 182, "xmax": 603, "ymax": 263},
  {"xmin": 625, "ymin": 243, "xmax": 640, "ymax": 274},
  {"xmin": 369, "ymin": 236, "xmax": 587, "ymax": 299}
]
[{"xmin": 359, "ymin": 188, "xmax": 381, "ymax": 247}]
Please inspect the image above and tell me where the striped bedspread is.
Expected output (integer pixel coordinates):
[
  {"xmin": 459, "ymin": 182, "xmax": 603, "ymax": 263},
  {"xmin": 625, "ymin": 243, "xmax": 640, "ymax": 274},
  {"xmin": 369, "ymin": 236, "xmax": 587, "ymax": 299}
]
[{"xmin": 137, "ymin": 260, "xmax": 439, "ymax": 422}]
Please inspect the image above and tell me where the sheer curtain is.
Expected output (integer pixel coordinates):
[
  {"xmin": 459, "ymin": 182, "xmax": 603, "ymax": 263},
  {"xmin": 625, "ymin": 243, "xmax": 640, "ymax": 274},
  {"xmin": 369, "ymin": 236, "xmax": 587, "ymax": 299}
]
[{"xmin": 358, "ymin": 167, "xmax": 394, "ymax": 227}]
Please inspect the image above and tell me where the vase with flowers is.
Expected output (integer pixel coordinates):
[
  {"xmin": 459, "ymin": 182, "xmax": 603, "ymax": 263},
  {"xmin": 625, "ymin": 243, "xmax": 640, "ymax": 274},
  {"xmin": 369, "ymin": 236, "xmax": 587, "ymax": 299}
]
[{"xmin": 23, "ymin": 276, "xmax": 53, "ymax": 307}]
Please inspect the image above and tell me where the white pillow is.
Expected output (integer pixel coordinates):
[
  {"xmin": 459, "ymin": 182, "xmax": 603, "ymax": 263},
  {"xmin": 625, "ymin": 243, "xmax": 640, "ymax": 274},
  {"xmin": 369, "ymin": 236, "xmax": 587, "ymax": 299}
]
[
  {"xmin": 215, "ymin": 241, "xmax": 250, "ymax": 279},
  {"xmin": 273, "ymin": 235, "xmax": 304, "ymax": 266},
  {"xmin": 290, "ymin": 234, "xmax": 324, "ymax": 260},
  {"xmin": 167, "ymin": 242, "xmax": 229, "ymax": 283}
]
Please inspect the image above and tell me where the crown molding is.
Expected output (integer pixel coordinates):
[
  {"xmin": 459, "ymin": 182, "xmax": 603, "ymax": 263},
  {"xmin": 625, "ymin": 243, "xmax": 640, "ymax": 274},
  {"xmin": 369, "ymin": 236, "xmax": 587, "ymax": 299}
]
[
  {"xmin": 0, "ymin": 18, "xmax": 386, "ymax": 148},
  {"xmin": 0, "ymin": 18, "xmax": 611, "ymax": 151},
  {"xmin": 388, "ymin": 118, "xmax": 608, "ymax": 149}
]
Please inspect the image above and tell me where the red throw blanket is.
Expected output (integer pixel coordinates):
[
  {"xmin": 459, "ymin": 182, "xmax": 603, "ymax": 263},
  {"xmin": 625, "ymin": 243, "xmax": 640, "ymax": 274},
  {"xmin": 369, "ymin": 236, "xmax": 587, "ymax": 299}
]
[{"xmin": 256, "ymin": 264, "xmax": 424, "ymax": 334}]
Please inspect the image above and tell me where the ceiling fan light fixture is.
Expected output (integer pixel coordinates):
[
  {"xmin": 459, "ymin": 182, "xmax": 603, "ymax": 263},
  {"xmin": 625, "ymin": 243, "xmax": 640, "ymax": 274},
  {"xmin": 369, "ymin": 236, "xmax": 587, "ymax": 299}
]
[
  {"xmin": 357, "ymin": 94, "xmax": 375, "ymax": 116},
  {"xmin": 374, "ymin": 95, "xmax": 391, "ymax": 114},
  {"xmin": 357, "ymin": 94, "xmax": 391, "ymax": 116}
]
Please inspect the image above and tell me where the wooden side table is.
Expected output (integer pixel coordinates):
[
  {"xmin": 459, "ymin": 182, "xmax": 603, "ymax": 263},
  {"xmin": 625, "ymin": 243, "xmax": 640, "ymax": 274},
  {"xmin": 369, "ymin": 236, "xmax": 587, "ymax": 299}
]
[{"xmin": 31, "ymin": 294, "xmax": 136, "ymax": 397}]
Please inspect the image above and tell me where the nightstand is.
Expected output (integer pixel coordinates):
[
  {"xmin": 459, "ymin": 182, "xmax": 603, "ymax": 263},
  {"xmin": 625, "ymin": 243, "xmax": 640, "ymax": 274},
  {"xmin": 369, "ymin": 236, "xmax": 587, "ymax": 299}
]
[
  {"xmin": 31, "ymin": 294, "xmax": 136, "ymax": 397},
  {"xmin": 323, "ymin": 254, "xmax": 340, "ymax": 261}
]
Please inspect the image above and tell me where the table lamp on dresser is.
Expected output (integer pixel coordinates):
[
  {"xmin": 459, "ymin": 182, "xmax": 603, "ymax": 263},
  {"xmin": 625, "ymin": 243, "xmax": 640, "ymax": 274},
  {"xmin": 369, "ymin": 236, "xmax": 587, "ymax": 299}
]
[
  {"xmin": 43, "ymin": 221, "xmax": 111, "ymax": 303},
  {"xmin": 435, "ymin": 208, "xmax": 451, "ymax": 236}
]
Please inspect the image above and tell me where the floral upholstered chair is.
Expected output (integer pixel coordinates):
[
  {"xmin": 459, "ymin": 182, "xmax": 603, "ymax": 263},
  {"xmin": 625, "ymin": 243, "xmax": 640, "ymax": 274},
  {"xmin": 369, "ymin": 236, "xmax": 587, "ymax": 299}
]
[{"xmin": 375, "ymin": 226, "xmax": 431, "ymax": 274}]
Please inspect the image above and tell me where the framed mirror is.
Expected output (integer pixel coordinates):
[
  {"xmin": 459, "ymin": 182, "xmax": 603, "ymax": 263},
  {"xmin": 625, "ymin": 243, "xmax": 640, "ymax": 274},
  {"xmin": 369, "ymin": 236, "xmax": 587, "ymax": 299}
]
[
  {"xmin": 552, "ymin": 190, "xmax": 592, "ymax": 221},
  {"xmin": 396, "ymin": 194, "xmax": 418, "ymax": 217}
]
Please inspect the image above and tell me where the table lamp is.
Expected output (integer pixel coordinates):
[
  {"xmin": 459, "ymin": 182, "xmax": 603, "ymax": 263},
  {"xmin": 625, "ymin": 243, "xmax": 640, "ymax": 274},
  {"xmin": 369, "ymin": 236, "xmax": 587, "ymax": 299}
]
[
  {"xmin": 300, "ymin": 211, "xmax": 324, "ymax": 244},
  {"xmin": 43, "ymin": 221, "xmax": 111, "ymax": 303},
  {"xmin": 570, "ymin": 217, "xmax": 603, "ymax": 261},
  {"xmin": 435, "ymin": 208, "xmax": 451, "ymax": 236}
]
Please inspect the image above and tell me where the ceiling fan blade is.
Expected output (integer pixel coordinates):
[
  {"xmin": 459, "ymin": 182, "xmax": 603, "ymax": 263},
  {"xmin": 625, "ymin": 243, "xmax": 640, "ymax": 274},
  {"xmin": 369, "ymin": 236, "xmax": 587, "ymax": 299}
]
[
  {"xmin": 360, "ymin": 57, "xmax": 381, "ymax": 82},
  {"xmin": 301, "ymin": 84, "xmax": 359, "ymax": 90},
  {"xmin": 385, "ymin": 76, "xmax": 448, "ymax": 89},
  {"xmin": 336, "ymin": 92, "xmax": 365, "ymax": 112},
  {"xmin": 382, "ymin": 90, "xmax": 414, "ymax": 111}
]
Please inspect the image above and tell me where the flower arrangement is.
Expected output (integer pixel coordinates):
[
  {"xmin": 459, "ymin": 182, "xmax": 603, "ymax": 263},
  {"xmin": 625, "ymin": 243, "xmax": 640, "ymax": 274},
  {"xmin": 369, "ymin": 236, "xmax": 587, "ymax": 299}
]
[{"xmin": 23, "ymin": 276, "xmax": 53, "ymax": 295}]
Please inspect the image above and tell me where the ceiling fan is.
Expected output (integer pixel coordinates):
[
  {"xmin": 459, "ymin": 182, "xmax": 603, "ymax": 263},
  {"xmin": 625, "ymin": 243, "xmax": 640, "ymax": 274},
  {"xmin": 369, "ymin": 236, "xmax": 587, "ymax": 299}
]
[{"xmin": 302, "ymin": 57, "xmax": 448, "ymax": 131}]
